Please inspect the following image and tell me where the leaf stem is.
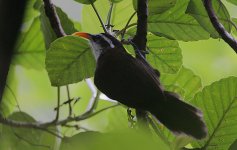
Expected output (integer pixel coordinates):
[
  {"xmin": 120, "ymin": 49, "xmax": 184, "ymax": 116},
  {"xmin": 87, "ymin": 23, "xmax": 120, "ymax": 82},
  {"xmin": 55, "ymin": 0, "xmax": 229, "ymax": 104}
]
[
  {"xmin": 66, "ymin": 85, "xmax": 72, "ymax": 117},
  {"xmin": 90, "ymin": 1, "xmax": 107, "ymax": 33},
  {"xmin": 54, "ymin": 87, "xmax": 60, "ymax": 122},
  {"xmin": 106, "ymin": 1, "xmax": 114, "ymax": 33},
  {"xmin": 121, "ymin": 12, "xmax": 137, "ymax": 39}
]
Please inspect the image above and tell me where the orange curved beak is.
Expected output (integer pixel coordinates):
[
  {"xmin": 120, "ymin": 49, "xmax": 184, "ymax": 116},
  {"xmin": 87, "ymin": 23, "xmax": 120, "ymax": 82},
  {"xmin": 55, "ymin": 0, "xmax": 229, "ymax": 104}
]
[{"xmin": 72, "ymin": 32, "xmax": 91, "ymax": 39}]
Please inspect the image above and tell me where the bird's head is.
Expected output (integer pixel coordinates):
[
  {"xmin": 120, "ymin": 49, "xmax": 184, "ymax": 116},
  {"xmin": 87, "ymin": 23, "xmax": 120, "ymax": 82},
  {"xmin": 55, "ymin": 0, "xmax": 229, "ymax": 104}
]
[{"xmin": 73, "ymin": 32, "xmax": 123, "ymax": 61}]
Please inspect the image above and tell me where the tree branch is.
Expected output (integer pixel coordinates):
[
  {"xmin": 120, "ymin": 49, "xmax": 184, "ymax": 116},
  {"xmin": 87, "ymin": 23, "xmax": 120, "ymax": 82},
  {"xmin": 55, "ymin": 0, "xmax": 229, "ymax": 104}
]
[
  {"xmin": 132, "ymin": 0, "xmax": 150, "ymax": 129},
  {"xmin": 0, "ymin": 0, "xmax": 27, "ymax": 104},
  {"xmin": 132, "ymin": 0, "xmax": 148, "ymax": 57},
  {"xmin": 42, "ymin": 0, "xmax": 66, "ymax": 37},
  {"xmin": 0, "ymin": 104, "xmax": 119, "ymax": 129},
  {"xmin": 203, "ymin": 0, "xmax": 237, "ymax": 52}
]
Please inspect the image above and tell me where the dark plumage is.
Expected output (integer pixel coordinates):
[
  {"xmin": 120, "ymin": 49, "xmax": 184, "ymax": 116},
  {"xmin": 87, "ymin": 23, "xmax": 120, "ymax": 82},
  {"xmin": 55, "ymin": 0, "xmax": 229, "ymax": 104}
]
[{"xmin": 74, "ymin": 32, "xmax": 207, "ymax": 139}]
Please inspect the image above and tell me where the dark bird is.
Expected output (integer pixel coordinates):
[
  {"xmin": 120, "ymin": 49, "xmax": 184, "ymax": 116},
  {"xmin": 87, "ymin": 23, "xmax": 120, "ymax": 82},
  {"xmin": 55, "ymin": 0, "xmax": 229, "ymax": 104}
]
[{"xmin": 73, "ymin": 32, "xmax": 207, "ymax": 139}]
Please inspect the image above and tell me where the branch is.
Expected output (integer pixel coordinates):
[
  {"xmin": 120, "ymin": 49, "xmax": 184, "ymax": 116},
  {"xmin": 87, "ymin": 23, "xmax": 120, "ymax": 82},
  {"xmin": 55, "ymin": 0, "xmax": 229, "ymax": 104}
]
[
  {"xmin": 0, "ymin": 104, "xmax": 119, "ymax": 127},
  {"xmin": 90, "ymin": 2, "xmax": 107, "ymax": 33},
  {"xmin": 42, "ymin": 0, "xmax": 66, "ymax": 37},
  {"xmin": 132, "ymin": 0, "xmax": 150, "ymax": 129},
  {"xmin": 132, "ymin": 0, "xmax": 148, "ymax": 57},
  {"xmin": 203, "ymin": 0, "xmax": 237, "ymax": 52},
  {"xmin": 0, "ymin": 0, "xmax": 27, "ymax": 104}
]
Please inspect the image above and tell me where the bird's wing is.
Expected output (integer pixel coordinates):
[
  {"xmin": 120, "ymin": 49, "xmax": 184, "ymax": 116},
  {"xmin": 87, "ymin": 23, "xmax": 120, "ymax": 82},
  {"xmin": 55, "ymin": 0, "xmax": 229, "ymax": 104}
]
[{"xmin": 94, "ymin": 49, "xmax": 164, "ymax": 109}]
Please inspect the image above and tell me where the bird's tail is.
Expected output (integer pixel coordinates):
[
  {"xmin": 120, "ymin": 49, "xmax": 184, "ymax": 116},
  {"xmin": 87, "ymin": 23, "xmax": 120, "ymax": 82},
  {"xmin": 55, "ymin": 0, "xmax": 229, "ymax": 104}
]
[{"xmin": 149, "ymin": 91, "xmax": 207, "ymax": 139}]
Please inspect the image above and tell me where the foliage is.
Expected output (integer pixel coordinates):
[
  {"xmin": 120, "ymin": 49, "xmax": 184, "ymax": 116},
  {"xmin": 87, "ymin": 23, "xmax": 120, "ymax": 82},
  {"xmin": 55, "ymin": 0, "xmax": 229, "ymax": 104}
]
[{"xmin": 0, "ymin": 0, "xmax": 237, "ymax": 150}]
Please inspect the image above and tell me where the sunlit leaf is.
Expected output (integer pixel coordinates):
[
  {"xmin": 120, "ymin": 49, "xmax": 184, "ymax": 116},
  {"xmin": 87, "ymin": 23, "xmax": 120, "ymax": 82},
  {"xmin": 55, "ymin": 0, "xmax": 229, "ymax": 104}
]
[
  {"xmin": 74, "ymin": 0, "xmax": 96, "ymax": 4},
  {"xmin": 227, "ymin": 0, "xmax": 237, "ymax": 6},
  {"xmin": 146, "ymin": 34, "xmax": 182, "ymax": 74},
  {"xmin": 23, "ymin": 0, "xmax": 40, "ymax": 23},
  {"xmin": 0, "ymin": 112, "xmax": 56, "ymax": 150},
  {"xmin": 125, "ymin": 29, "xmax": 182, "ymax": 74},
  {"xmin": 0, "ymin": 67, "xmax": 18, "ymax": 116},
  {"xmin": 60, "ymin": 130, "xmax": 169, "ymax": 150},
  {"xmin": 13, "ymin": 18, "xmax": 45, "ymax": 70},
  {"xmin": 186, "ymin": 0, "xmax": 232, "ymax": 38},
  {"xmin": 133, "ymin": 0, "xmax": 177, "ymax": 14},
  {"xmin": 46, "ymin": 36, "xmax": 96, "ymax": 86},
  {"xmin": 191, "ymin": 77, "xmax": 237, "ymax": 149},
  {"xmin": 232, "ymin": 18, "xmax": 237, "ymax": 36},
  {"xmin": 160, "ymin": 66, "xmax": 202, "ymax": 101},
  {"xmin": 148, "ymin": 0, "xmax": 210, "ymax": 41}
]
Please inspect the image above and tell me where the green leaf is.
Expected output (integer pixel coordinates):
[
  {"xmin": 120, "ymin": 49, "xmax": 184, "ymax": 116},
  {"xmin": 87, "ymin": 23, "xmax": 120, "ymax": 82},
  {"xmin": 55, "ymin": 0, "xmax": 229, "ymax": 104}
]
[
  {"xmin": 148, "ymin": 0, "xmax": 210, "ymax": 41},
  {"xmin": 0, "ymin": 67, "xmax": 18, "ymax": 116},
  {"xmin": 40, "ymin": 6, "xmax": 77, "ymax": 48},
  {"xmin": 60, "ymin": 130, "xmax": 169, "ymax": 150},
  {"xmin": 227, "ymin": 0, "xmax": 237, "ymax": 6},
  {"xmin": 0, "ymin": 112, "xmax": 56, "ymax": 150},
  {"xmin": 74, "ymin": 0, "xmax": 96, "ymax": 4},
  {"xmin": 82, "ymin": 0, "xmax": 136, "ymax": 33},
  {"xmin": 133, "ymin": 0, "xmax": 177, "ymax": 14},
  {"xmin": 160, "ymin": 66, "xmax": 202, "ymax": 101},
  {"xmin": 191, "ymin": 76, "xmax": 237, "ymax": 149},
  {"xmin": 229, "ymin": 139, "xmax": 237, "ymax": 150},
  {"xmin": 146, "ymin": 34, "xmax": 182, "ymax": 74},
  {"xmin": 46, "ymin": 36, "xmax": 96, "ymax": 86},
  {"xmin": 186, "ymin": 0, "xmax": 232, "ymax": 38},
  {"xmin": 232, "ymin": 18, "xmax": 237, "ymax": 36},
  {"xmin": 13, "ymin": 17, "xmax": 45, "ymax": 70},
  {"xmin": 23, "ymin": 0, "xmax": 40, "ymax": 23},
  {"xmin": 125, "ymin": 29, "xmax": 182, "ymax": 74}
]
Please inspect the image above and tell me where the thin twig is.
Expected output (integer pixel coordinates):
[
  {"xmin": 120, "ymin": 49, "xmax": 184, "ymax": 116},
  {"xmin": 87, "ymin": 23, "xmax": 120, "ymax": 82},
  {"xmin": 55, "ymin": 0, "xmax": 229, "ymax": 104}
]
[
  {"xmin": 0, "ymin": 104, "xmax": 119, "ymax": 128},
  {"xmin": 54, "ymin": 87, "xmax": 60, "ymax": 122},
  {"xmin": 106, "ymin": 1, "xmax": 114, "ymax": 33},
  {"xmin": 117, "ymin": 23, "xmax": 137, "ymax": 37},
  {"xmin": 203, "ymin": 0, "xmax": 237, "ymax": 52},
  {"xmin": 66, "ymin": 85, "xmax": 72, "ymax": 117},
  {"xmin": 90, "ymin": 1, "xmax": 107, "ymax": 33},
  {"xmin": 121, "ymin": 12, "xmax": 137, "ymax": 39}
]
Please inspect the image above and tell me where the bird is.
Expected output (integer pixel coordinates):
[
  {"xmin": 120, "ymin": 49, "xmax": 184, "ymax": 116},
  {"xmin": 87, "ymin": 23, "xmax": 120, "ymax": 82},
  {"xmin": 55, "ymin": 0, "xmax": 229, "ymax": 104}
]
[{"xmin": 73, "ymin": 32, "xmax": 207, "ymax": 139}]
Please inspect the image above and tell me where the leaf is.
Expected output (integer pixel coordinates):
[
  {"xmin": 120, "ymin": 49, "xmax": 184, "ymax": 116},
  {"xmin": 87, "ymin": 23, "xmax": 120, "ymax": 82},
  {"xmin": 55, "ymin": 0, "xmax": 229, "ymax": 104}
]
[
  {"xmin": 191, "ymin": 76, "xmax": 237, "ymax": 150},
  {"xmin": 46, "ymin": 36, "xmax": 96, "ymax": 86},
  {"xmin": 125, "ymin": 29, "xmax": 182, "ymax": 74},
  {"xmin": 60, "ymin": 130, "xmax": 169, "ymax": 150},
  {"xmin": 148, "ymin": 0, "xmax": 210, "ymax": 41},
  {"xmin": 23, "ymin": 0, "xmax": 40, "ymax": 23},
  {"xmin": 0, "ymin": 68, "xmax": 18, "ymax": 117},
  {"xmin": 13, "ymin": 17, "xmax": 45, "ymax": 70},
  {"xmin": 160, "ymin": 66, "xmax": 202, "ymax": 101},
  {"xmin": 146, "ymin": 34, "xmax": 182, "ymax": 74},
  {"xmin": 133, "ymin": 0, "xmax": 177, "ymax": 14},
  {"xmin": 74, "ymin": 0, "xmax": 96, "ymax": 4},
  {"xmin": 82, "ymin": 0, "xmax": 136, "ymax": 33},
  {"xmin": 40, "ymin": 6, "xmax": 77, "ymax": 48},
  {"xmin": 229, "ymin": 139, "xmax": 237, "ymax": 150},
  {"xmin": 232, "ymin": 18, "xmax": 237, "ymax": 36},
  {"xmin": 227, "ymin": 0, "xmax": 237, "ymax": 6},
  {"xmin": 186, "ymin": 0, "xmax": 232, "ymax": 38},
  {"xmin": 0, "ymin": 112, "xmax": 56, "ymax": 150}
]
